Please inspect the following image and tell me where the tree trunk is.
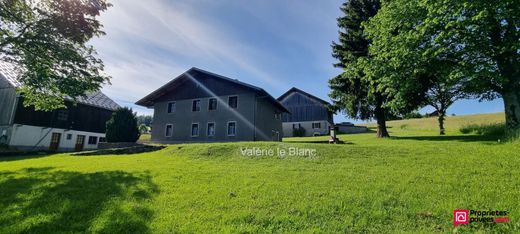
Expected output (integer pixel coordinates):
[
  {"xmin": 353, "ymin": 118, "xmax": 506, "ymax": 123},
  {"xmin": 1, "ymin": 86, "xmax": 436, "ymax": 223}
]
[
  {"xmin": 375, "ymin": 94, "xmax": 390, "ymax": 138},
  {"xmin": 438, "ymin": 111, "xmax": 446, "ymax": 135},
  {"xmin": 503, "ymin": 90, "xmax": 520, "ymax": 130}
]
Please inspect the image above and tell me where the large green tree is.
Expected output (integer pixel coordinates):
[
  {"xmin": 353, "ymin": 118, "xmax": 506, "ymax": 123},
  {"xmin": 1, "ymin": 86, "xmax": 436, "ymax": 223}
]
[
  {"xmin": 365, "ymin": 0, "xmax": 520, "ymax": 131},
  {"xmin": 330, "ymin": 0, "xmax": 392, "ymax": 138},
  {"xmin": 0, "ymin": 0, "xmax": 111, "ymax": 110}
]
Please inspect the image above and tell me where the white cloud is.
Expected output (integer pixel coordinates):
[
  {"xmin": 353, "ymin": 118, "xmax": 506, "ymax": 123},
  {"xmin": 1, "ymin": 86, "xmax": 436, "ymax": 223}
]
[{"xmin": 90, "ymin": 0, "xmax": 292, "ymax": 116}]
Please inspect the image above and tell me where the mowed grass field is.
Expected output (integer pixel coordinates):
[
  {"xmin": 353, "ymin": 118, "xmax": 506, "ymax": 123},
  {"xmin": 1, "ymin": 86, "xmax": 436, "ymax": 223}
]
[{"xmin": 1, "ymin": 113, "xmax": 519, "ymax": 233}]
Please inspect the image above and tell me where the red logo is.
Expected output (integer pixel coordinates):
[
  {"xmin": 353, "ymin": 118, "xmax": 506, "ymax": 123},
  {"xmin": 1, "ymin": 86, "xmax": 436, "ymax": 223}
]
[
  {"xmin": 454, "ymin": 210, "xmax": 469, "ymax": 225},
  {"xmin": 495, "ymin": 217, "xmax": 510, "ymax": 223}
]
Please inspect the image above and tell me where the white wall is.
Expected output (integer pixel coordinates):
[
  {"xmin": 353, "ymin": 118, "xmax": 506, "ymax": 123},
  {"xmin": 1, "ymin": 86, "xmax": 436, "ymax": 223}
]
[
  {"xmin": 282, "ymin": 121, "xmax": 331, "ymax": 137},
  {"xmin": 9, "ymin": 124, "xmax": 105, "ymax": 151}
]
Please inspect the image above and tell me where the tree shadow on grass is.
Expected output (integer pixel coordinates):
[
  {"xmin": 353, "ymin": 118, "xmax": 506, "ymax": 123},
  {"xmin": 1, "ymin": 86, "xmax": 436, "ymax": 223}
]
[
  {"xmin": 390, "ymin": 134, "xmax": 500, "ymax": 143},
  {"xmin": 0, "ymin": 167, "xmax": 159, "ymax": 233},
  {"xmin": 0, "ymin": 152, "xmax": 60, "ymax": 162}
]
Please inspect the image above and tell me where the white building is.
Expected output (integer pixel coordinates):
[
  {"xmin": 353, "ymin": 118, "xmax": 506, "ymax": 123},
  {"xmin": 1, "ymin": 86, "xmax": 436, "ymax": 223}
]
[{"xmin": 0, "ymin": 62, "xmax": 119, "ymax": 151}]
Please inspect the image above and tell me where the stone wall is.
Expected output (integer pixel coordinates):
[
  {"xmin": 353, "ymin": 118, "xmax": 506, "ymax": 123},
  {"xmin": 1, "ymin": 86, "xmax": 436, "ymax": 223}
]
[{"xmin": 98, "ymin": 142, "xmax": 141, "ymax": 149}]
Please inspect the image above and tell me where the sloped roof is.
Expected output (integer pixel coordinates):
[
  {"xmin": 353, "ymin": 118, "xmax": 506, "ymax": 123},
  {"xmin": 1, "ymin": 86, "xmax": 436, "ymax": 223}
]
[
  {"xmin": 0, "ymin": 61, "xmax": 120, "ymax": 111},
  {"xmin": 0, "ymin": 61, "xmax": 21, "ymax": 87},
  {"xmin": 135, "ymin": 67, "xmax": 289, "ymax": 113},
  {"xmin": 277, "ymin": 87, "xmax": 331, "ymax": 106}
]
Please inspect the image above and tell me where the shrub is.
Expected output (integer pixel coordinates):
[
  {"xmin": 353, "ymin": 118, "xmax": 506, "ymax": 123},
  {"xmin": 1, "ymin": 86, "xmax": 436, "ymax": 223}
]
[
  {"xmin": 403, "ymin": 112, "xmax": 422, "ymax": 119},
  {"xmin": 505, "ymin": 128, "xmax": 520, "ymax": 142},
  {"xmin": 139, "ymin": 124, "xmax": 149, "ymax": 134},
  {"xmin": 459, "ymin": 123, "xmax": 506, "ymax": 136},
  {"xmin": 293, "ymin": 127, "xmax": 306, "ymax": 137},
  {"xmin": 106, "ymin": 107, "xmax": 141, "ymax": 143}
]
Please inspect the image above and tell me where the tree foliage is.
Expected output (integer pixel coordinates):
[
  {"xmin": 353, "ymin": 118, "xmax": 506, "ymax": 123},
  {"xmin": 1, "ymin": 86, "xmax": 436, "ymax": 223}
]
[
  {"xmin": 0, "ymin": 0, "xmax": 111, "ymax": 110},
  {"xmin": 136, "ymin": 115, "xmax": 153, "ymax": 127},
  {"xmin": 106, "ymin": 107, "xmax": 140, "ymax": 143},
  {"xmin": 138, "ymin": 124, "xmax": 149, "ymax": 134},
  {"xmin": 330, "ymin": 0, "xmax": 391, "ymax": 138},
  {"xmin": 364, "ymin": 0, "xmax": 520, "ymax": 131}
]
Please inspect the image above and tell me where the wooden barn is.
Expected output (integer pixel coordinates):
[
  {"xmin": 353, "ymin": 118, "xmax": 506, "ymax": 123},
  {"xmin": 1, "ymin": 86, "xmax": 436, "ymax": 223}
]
[
  {"xmin": 277, "ymin": 87, "xmax": 334, "ymax": 137},
  {"xmin": 0, "ymin": 62, "xmax": 120, "ymax": 151}
]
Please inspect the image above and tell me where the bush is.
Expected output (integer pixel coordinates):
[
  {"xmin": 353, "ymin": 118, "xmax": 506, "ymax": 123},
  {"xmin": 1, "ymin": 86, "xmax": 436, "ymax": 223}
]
[
  {"xmin": 399, "ymin": 124, "xmax": 409, "ymax": 130},
  {"xmin": 139, "ymin": 124, "xmax": 149, "ymax": 134},
  {"xmin": 403, "ymin": 112, "xmax": 423, "ymax": 119},
  {"xmin": 506, "ymin": 128, "xmax": 520, "ymax": 142},
  {"xmin": 106, "ymin": 107, "xmax": 141, "ymax": 143},
  {"xmin": 459, "ymin": 123, "xmax": 506, "ymax": 136},
  {"xmin": 293, "ymin": 127, "xmax": 306, "ymax": 137}
]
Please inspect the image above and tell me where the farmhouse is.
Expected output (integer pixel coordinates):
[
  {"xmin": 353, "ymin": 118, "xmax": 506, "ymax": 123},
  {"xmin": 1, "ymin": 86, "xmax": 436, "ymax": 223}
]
[
  {"xmin": 0, "ymin": 62, "xmax": 120, "ymax": 151},
  {"xmin": 277, "ymin": 87, "xmax": 334, "ymax": 137},
  {"xmin": 135, "ymin": 67, "xmax": 289, "ymax": 143}
]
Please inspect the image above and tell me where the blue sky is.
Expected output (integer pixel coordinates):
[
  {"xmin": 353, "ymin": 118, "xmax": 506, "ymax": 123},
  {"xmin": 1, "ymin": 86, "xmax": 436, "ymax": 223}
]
[{"xmin": 91, "ymin": 0, "xmax": 504, "ymax": 123}]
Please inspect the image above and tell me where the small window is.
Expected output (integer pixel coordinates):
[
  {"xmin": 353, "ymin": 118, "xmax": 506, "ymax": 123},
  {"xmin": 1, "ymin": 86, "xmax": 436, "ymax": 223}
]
[
  {"xmin": 66, "ymin": 134, "xmax": 72, "ymax": 140},
  {"xmin": 292, "ymin": 123, "xmax": 301, "ymax": 129},
  {"xmin": 57, "ymin": 110, "xmax": 68, "ymax": 121},
  {"xmin": 208, "ymin": 98, "xmax": 217, "ymax": 110},
  {"xmin": 228, "ymin": 96, "xmax": 238, "ymax": 108},
  {"xmin": 99, "ymin": 137, "xmax": 106, "ymax": 143},
  {"xmin": 207, "ymin": 122, "xmax": 215, "ymax": 136},
  {"xmin": 88, "ymin": 136, "xmax": 98, "ymax": 145},
  {"xmin": 192, "ymin": 100, "xmax": 201, "ymax": 112},
  {"xmin": 191, "ymin": 123, "xmax": 199, "ymax": 137},
  {"xmin": 312, "ymin": 122, "xmax": 321, "ymax": 129},
  {"xmin": 227, "ymin": 122, "xmax": 236, "ymax": 136},
  {"xmin": 165, "ymin": 124, "xmax": 173, "ymax": 137},
  {"xmin": 167, "ymin": 102, "xmax": 176, "ymax": 113},
  {"xmin": 274, "ymin": 113, "xmax": 281, "ymax": 120}
]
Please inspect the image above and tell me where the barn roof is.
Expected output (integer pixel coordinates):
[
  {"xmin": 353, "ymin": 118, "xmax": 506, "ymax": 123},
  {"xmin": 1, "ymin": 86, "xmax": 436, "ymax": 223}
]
[
  {"xmin": 0, "ymin": 61, "xmax": 120, "ymax": 111},
  {"xmin": 277, "ymin": 87, "xmax": 331, "ymax": 106},
  {"xmin": 135, "ymin": 67, "xmax": 289, "ymax": 113}
]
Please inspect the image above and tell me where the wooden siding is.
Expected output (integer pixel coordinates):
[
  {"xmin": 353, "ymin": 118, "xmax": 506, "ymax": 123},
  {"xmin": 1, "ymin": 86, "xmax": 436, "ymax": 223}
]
[
  {"xmin": 13, "ymin": 98, "xmax": 114, "ymax": 133},
  {"xmin": 0, "ymin": 81, "xmax": 17, "ymax": 125},
  {"xmin": 280, "ymin": 92, "xmax": 332, "ymax": 123},
  {"xmin": 155, "ymin": 71, "xmax": 253, "ymax": 102}
]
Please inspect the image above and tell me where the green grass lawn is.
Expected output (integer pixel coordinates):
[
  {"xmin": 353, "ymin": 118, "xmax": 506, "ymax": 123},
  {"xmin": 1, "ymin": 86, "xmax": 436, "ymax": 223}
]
[{"xmin": 1, "ymin": 113, "xmax": 519, "ymax": 233}]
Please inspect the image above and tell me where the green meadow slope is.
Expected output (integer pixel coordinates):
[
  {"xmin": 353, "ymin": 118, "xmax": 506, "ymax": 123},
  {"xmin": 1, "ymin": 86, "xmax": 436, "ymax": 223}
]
[{"xmin": 1, "ymin": 112, "xmax": 519, "ymax": 233}]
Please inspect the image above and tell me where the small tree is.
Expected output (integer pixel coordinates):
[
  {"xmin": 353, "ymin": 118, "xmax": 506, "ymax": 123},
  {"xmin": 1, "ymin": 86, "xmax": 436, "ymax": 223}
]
[
  {"xmin": 330, "ymin": 0, "xmax": 392, "ymax": 138},
  {"xmin": 138, "ymin": 124, "xmax": 149, "ymax": 134},
  {"xmin": 106, "ymin": 107, "xmax": 140, "ymax": 143},
  {"xmin": 293, "ymin": 127, "xmax": 306, "ymax": 137}
]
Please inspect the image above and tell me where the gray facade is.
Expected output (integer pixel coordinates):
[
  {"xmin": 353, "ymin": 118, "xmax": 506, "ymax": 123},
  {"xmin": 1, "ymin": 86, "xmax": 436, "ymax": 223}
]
[
  {"xmin": 277, "ymin": 87, "xmax": 334, "ymax": 137},
  {"xmin": 136, "ymin": 68, "xmax": 288, "ymax": 143}
]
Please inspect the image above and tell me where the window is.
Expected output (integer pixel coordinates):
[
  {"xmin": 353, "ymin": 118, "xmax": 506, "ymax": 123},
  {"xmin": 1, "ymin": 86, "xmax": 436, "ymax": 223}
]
[
  {"xmin": 165, "ymin": 124, "xmax": 173, "ymax": 137},
  {"xmin": 312, "ymin": 122, "xmax": 321, "ymax": 129},
  {"xmin": 66, "ymin": 134, "xmax": 72, "ymax": 140},
  {"xmin": 167, "ymin": 102, "xmax": 176, "ymax": 113},
  {"xmin": 292, "ymin": 123, "xmax": 301, "ymax": 129},
  {"xmin": 88, "ymin": 136, "xmax": 98, "ymax": 145},
  {"xmin": 207, "ymin": 122, "xmax": 215, "ymax": 136},
  {"xmin": 191, "ymin": 123, "xmax": 199, "ymax": 137},
  {"xmin": 57, "ymin": 110, "xmax": 68, "ymax": 121},
  {"xmin": 208, "ymin": 98, "xmax": 217, "ymax": 110},
  {"xmin": 227, "ymin": 121, "xmax": 236, "ymax": 136},
  {"xmin": 99, "ymin": 137, "xmax": 106, "ymax": 143},
  {"xmin": 192, "ymin": 100, "xmax": 201, "ymax": 112},
  {"xmin": 228, "ymin": 96, "xmax": 238, "ymax": 108},
  {"xmin": 274, "ymin": 113, "xmax": 281, "ymax": 120}
]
